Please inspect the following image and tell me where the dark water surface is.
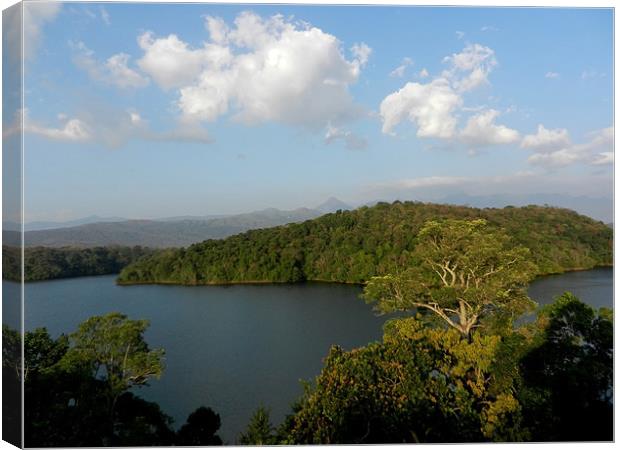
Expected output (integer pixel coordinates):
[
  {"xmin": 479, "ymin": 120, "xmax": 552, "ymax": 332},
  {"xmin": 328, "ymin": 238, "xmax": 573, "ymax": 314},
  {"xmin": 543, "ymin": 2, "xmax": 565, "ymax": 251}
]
[{"xmin": 12, "ymin": 267, "xmax": 613, "ymax": 443}]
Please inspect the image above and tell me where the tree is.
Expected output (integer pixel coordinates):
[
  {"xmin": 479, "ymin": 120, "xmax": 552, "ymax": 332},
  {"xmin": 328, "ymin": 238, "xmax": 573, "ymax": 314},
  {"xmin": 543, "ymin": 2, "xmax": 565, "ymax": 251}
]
[
  {"xmin": 58, "ymin": 312, "xmax": 164, "ymax": 413},
  {"xmin": 24, "ymin": 328, "xmax": 68, "ymax": 381},
  {"xmin": 363, "ymin": 219, "xmax": 537, "ymax": 338},
  {"xmin": 282, "ymin": 319, "xmax": 526, "ymax": 444},
  {"xmin": 176, "ymin": 406, "xmax": 223, "ymax": 446},
  {"xmin": 2, "ymin": 325, "xmax": 22, "ymax": 447},
  {"xmin": 22, "ymin": 319, "xmax": 178, "ymax": 447},
  {"xmin": 519, "ymin": 293, "xmax": 613, "ymax": 441},
  {"xmin": 239, "ymin": 406, "xmax": 277, "ymax": 445}
]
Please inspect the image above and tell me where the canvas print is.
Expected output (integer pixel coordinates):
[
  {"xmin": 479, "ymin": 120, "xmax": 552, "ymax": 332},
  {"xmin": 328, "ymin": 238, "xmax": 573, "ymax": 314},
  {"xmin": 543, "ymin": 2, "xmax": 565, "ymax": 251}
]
[{"xmin": 1, "ymin": 1, "xmax": 614, "ymax": 447}]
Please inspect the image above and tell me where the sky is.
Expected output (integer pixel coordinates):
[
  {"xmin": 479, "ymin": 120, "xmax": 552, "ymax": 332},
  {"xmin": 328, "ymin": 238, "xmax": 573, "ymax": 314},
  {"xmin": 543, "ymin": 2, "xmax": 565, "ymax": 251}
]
[{"xmin": 4, "ymin": 2, "xmax": 614, "ymax": 221}]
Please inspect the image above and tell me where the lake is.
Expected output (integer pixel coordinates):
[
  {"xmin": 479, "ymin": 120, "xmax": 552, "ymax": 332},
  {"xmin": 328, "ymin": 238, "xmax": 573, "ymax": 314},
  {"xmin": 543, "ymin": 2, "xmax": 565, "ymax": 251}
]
[{"xmin": 5, "ymin": 266, "xmax": 613, "ymax": 443}]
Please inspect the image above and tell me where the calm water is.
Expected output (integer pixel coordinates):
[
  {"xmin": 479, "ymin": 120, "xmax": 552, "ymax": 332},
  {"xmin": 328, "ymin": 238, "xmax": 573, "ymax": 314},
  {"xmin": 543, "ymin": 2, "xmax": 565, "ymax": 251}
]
[{"xmin": 5, "ymin": 266, "xmax": 613, "ymax": 443}]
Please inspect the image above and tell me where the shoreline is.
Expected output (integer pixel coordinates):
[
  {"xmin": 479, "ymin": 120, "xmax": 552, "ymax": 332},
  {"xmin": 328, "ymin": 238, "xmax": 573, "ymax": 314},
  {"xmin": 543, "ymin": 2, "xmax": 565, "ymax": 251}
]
[
  {"xmin": 115, "ymin": 264, "xmax": 613, "ymax": 287},
  {"xmin": 7, "ymin": 263, "xmax": 612, "ymax": 286}
]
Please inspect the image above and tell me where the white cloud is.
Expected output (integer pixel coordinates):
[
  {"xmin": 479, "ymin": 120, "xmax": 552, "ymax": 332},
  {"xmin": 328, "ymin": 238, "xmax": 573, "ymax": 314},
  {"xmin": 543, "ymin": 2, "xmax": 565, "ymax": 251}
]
[
  {"xmin": 324, "ymin": 123, "xmax": 367, "ymax": 150},
  {"xmin": 460, "ymin": 109, "xmax": 520, "ymax": 146},
  {"xmin": 418, "ymin": 68, "xmax": 429, "ymax": 78},
  {"xmin": 389, "ymin": 57, "xmax": 413, "ymax": 78},
  {"xmin": 137, "ymin": 32, "xmax": 232, "ymax": 91},
  {"xmin": 379, "ymin": 78, "xmax": 462, "ymax": 138},
  {"xmin": 527, "ymin": 149, "xmax": 583, "ymax": 168},
  {"xmin": 380, "ymin": 43, "xmax": 497, "ymax": 139},
  {"xmin": 481, "ymin": 25, "xmax": 499, "ymax": 32},
  {"xmin": 104, "ymin": 53, "xmax": 150, "ymax": 88},
  {"xmin": 18, "ymin": 107, "xmax": 211, "ymax": 147},
  {"xmin": 525, "ymin": 126, "xmax": 613, "ymax": 168},
  {"xmin": 351, "ymin": 43, "xmax": 372, "ymax": 68},
  {"xmin": 162, "ymin": 12, "xmax": 369, "ymax": 130},
  {"xmin": 72, "ymin": 42, "xmax": 149, "ymax": 89},
  {"xmin": 101, "ymin": 110, "xmax": 212, "ymax": 146},
  {"xmin": 545, "ymin": 71, "xmax": 559, "ymax": 79},
  {"xmin": 521, "ymin": 124, "xmax": 571, "ymax": 152},
  {"xmin": 456, "ymin": 31, "xmax": 465, "ymax": 40},
  {"xmin": 592, "ymin": 152, "xmax": 613, "ymax": 166},
  {"xmin": 204, "ymin": 16, "xmax": 229, "ymax": 44},
  {"xmin": 442, "ymin": 43, "xmax": 497, "ymax": 92},
  {"xmin": 24, "ymin": 112, "xmax": 92, "ymax": 142}
]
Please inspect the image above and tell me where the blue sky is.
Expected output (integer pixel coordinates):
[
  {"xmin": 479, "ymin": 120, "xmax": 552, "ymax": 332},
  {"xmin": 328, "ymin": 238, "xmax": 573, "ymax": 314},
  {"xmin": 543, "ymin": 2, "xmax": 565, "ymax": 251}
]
[{"xmin": 8, "ymin": 3, "xmax": 614, "ymax": 221}]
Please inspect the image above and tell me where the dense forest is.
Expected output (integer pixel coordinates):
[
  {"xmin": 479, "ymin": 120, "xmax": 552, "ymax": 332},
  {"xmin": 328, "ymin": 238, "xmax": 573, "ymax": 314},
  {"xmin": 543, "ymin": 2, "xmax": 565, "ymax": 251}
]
[
  {"xmin": 118, "ymin": 202, "xmax": 612, "ymax": 285},
  {"xmin": 3, "ymin": 314, "xmax": 223, "ymax": 447},
  {"xmin": 3, "ymin": 245, "xmax": 154, "ymax": 282}
]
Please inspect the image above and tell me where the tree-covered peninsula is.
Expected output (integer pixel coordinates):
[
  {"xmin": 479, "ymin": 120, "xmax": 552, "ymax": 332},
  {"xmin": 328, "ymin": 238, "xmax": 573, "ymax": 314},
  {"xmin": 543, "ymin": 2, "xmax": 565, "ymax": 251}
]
[{"xmin": 117, "ymin": 202, "xmax": 612, "ymax": 285}]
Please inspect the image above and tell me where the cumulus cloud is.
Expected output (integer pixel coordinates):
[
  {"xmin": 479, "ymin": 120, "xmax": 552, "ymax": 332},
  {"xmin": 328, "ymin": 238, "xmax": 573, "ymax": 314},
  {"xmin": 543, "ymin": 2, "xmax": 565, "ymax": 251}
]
[
  {"xmin": 351, "ymin": 43, "xmax": 372, "ymax": 68},
  {"xmin": 389, "ymin": 57, "xmax": 413, "ymax": 78},
  {"xmin": 521, "ymin": 124, "xmax": 571, "ymax": 152},
  {"xmin": 137, "ymin": 12, "xmax": 369, "ymax": 131},
  {"xmin": 137, "ymin": 32, "xmax": 231, "ymax": 90},
  {"xmin": 527, "ymin": 149, "xmax": 582, "ymax": 168},
  {"xmin": 380, "ymin": 44, "xmax": 501, "ymax": 140},
  {"xmin": 324, "ymin": 123, "xmax": 367, "ymax": 150},
  {"xmin": 442, "ymin": 43, "xmax": 497, "ymax": 92},
  {"xmin": 524, "ymin": 126, "xmax": 613, "ymax": 168},
  {"xmin": 545, "ymin": 71, "xmax": 559, "ymax": 79},
  {"xmin": 72, "ymin": 41, "xmax": 149, "ymax": 89},
  {"xmin": 460, "ymin": 109, "xmax": 520, "ymax": 146},
  {"xmin": 380, "ymin": 78, "xmax": 462, "ymax": 138}
]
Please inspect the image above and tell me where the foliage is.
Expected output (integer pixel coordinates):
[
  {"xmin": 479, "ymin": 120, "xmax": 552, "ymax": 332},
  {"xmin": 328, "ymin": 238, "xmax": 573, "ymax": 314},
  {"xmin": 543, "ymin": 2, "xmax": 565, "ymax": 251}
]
[
  {"xmin": 16, "ymin": 317, "xmax": 222, "ymax": 447},
  {"xmin": 281, "ymin": 318, "xmax": 526, "ymax": 444},
  {"xmin": 24, "ymin": 328, "xmax": 69, "ymax": 380},
  {"xmin": 3, "ymin": 245, "xmax": 154, "ymax": 282},
  {"xmin": 239, "ymin": 406, "xmax": 277, "ymax": 445},
  {"xmin": 277, "ymin": 292, "xmax": 612, "ymax": 444},
  {"xmin": 176, "ymin": 406, "xmax": 224, "ymax": 446},
  {"xmin": 117, "ymin": 202, "xmax": 612, "ymax": 285},
  {"xmin": 2, "ymin": 325, "xmax": 22, "ymax": 446},
  {"xmin": 58, "ymin": 312, "xmax": 165, "ymax": 412},
  {"xmin": 363, "ymin": 219, "xmax": 537, "ymax": 338},
  {"xmin": 519, "ymin": 293, "xmax": 613, "ymax": 441}
]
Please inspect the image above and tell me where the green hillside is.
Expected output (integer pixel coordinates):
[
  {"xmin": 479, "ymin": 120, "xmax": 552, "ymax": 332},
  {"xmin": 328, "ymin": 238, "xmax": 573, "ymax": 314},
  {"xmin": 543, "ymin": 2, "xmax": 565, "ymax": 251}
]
[{"xmin": 117, "ymin": 202, "xmax": 613, "ymax": 285}]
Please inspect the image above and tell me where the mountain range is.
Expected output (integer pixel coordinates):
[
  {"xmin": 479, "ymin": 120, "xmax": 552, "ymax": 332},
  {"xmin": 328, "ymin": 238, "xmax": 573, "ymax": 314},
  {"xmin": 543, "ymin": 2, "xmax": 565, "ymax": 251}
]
[
  {"xmin": 2, "ymin": 194, "xmax": 611, "ymax": 249},
  {"xmin": 5, "ymin": 199, "xmax": 353, "ymax": 248}
]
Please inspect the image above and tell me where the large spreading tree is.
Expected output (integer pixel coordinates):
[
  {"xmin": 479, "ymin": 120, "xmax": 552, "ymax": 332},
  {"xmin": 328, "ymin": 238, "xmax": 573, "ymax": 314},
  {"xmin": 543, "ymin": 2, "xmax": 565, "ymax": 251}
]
[
  {"xmin": 363, "ymin": 219, "xmax": 538, "ymax": 338},
  {"xmin": 58, "ymin": 312, "xmax": 165, "ymax": 413}
]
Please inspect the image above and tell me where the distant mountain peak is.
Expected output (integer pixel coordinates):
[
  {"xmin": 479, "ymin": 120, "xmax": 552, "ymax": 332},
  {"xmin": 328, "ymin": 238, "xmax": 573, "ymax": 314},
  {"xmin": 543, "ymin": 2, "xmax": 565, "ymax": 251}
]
[{"xmin": 316, "ymin": 197, "xmax": 352, "ymax": 213}]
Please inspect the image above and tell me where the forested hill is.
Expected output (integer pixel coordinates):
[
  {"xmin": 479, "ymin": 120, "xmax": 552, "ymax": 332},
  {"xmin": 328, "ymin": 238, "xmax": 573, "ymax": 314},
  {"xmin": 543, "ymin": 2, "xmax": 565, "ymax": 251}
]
[{"xmin": 117, "ymin": 202, "xmax": 613, "ymax": 285}]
